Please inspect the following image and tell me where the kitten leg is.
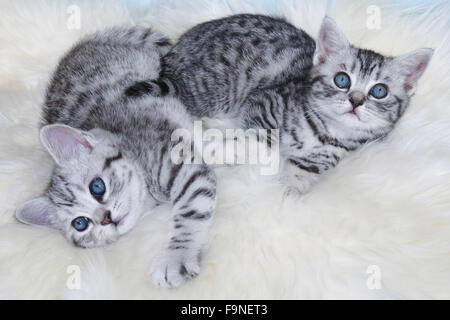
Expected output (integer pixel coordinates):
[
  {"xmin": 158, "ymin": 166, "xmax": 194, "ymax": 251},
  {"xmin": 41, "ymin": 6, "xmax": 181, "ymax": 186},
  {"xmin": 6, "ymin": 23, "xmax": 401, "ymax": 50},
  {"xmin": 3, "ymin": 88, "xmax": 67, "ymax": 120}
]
[
  {"xmin": 284, "ymin": 165, "xmax": 320, "ymax": 197},
  {"xmin": 150, "ymin": 164, "xmax": 217, "ymax": 288},
  {"xmin": 283, "ymin": 149, "xmax": 338, "ymax": 196}
]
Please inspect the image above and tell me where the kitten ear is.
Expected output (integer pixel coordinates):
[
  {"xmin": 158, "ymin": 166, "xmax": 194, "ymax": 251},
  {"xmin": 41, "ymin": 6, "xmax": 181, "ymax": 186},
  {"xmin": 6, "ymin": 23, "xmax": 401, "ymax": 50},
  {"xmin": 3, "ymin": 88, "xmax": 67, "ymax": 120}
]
[
  {"xmin": 392, "ymin": 48, "xmax": 433, "ymax": 96},
  {"xmin": 15, "ymin": 197, "xmax": 53, "ymax": 226},
  {"xmin": 314, "ymin": 16, "xmax": 350, "ymax": 65},
  {"xmin": 40, "ymin": 124, "xmax": 93, "ymax": 166}
]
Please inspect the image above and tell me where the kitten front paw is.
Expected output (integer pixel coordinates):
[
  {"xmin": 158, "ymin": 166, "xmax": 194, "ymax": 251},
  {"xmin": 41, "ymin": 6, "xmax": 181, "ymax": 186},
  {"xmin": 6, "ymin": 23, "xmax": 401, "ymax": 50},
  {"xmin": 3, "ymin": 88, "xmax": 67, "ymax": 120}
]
[
  {"xmin": 150, "ymin": 250, "xmax": 200, "ymax": 288},
  {"xmin": 284, "ymin": 173, "xmax": 318, "ymax": 198}
]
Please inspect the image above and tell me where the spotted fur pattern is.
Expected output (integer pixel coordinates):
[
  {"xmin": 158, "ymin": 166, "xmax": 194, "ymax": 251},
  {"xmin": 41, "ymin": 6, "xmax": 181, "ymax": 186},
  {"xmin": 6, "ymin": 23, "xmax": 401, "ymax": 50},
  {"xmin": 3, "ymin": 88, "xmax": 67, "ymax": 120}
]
[
  {"xmin": 134, "ymin": 14, "xmax": 432, "ymax": 194},
  {"xmin": 16, "ymin": 28, "xmax": 217, "ymax": 288}
]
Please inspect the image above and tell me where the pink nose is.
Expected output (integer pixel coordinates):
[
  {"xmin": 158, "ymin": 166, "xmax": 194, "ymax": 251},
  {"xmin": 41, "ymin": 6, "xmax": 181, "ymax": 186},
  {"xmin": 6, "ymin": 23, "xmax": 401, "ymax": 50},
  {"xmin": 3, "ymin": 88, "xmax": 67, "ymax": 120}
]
[{"xmin": 101, "ymin": 211, "xmax": 112, "ymax": 225}]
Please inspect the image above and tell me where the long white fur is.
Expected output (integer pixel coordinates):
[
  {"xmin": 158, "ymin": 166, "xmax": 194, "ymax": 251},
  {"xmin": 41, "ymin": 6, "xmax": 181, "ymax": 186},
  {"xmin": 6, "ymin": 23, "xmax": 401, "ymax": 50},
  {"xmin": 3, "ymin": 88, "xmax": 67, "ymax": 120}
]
[{"xmin": 0, "ymin": 0, "xmax": 449, "ymax": 299}]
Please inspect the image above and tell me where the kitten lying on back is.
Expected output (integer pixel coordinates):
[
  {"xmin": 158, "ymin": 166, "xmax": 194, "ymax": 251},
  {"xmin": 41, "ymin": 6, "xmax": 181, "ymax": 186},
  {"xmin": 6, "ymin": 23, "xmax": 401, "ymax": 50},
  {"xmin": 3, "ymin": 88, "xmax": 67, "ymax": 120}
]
[
  {"xmin": 15, "ymin": 28, "xmax": 217, "ymax": 288},
  {"xmin": 136, "ymin": 14, "xmax": 433, "ymax": 194}
]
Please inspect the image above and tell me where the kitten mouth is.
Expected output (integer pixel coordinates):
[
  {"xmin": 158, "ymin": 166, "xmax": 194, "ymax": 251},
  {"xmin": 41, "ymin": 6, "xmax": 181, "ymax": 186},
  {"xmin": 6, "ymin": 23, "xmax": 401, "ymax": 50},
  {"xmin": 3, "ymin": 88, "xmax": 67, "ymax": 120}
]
[
  {"xmin": 101, "ymin": 212, "xmax": 122, "ymax": 227},
  {"xmin": 112, "ymin": 213, "xmax": 129, "ymax": 228},
  {"xmin": 347, "ymin": 110, "xmax": 361, "ymax": 120}
]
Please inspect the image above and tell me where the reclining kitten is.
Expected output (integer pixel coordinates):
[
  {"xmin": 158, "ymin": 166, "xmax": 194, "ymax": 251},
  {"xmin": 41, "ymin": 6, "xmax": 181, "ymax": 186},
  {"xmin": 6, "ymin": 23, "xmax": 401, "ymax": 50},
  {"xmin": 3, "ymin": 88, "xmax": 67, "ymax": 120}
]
[
  {"xmin": 15, "ymin": 28, "xmax": 217, "ymax": 288},
  {"xmin": 133, "ymin": 14, "xmax": 433, "ymax": 194}
]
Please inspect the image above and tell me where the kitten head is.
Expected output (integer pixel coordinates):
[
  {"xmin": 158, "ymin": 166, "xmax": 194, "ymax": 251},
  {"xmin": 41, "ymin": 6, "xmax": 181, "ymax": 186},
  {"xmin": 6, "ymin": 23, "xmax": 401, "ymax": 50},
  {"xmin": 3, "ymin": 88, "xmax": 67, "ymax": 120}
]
[
  {"xmin": 309, "ymin": 16, "xmax": 433, "ymax": 138},
  {"xmin": 16, "ymin": 124, "xmax": 146, "ymax": 248}
]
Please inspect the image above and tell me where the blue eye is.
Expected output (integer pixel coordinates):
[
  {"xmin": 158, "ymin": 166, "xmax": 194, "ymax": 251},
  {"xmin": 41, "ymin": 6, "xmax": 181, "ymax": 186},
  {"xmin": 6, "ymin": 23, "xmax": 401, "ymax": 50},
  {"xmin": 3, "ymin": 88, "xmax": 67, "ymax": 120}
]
[
  {"xmin": 334, "ymin": 72, "xmax": 351, "ymax": 89},
  {"xmin": 370, "ymin": 84, "xmax": 388, "ymax": 99},
  {"xmin": 89, "ymin": 177, "xmax": 106, "ymax": 198},
  {"xmin": 72, "ymin": 216, "xmax": 89, "ymax": 232}
]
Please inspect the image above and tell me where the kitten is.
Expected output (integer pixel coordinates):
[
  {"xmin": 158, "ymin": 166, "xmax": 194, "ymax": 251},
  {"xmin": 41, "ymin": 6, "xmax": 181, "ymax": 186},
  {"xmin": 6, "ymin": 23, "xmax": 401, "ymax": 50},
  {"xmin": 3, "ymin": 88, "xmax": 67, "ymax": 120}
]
[
  {"xmin": 133, "ymin": 14, "xmax": 433, "ymax": 194},
  {"xmin": 15, "ymin": 28, "xmax": 217, "ymax": 288}
]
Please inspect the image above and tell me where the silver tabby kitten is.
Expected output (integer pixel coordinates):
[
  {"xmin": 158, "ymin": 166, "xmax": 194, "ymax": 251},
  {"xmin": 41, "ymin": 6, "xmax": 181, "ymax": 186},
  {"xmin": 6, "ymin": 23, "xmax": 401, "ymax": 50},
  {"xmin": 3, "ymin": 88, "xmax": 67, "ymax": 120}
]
[
  {"xmin": 15, "ymin": 28, "xmax": 217, "ymax": 288},
  {"xmin": 134, "ymin": 14, "xmax": 433, "ymax": 194}
]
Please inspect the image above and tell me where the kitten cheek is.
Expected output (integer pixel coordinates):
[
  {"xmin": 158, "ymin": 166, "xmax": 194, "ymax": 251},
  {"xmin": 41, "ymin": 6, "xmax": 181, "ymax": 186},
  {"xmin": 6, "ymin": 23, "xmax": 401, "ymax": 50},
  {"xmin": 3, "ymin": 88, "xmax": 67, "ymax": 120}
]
[
  {"xmin": 115, "ymin": 211, "xmax": 137, "ymax": 235},
  {"xmin": 344, "ymin": 100, "xmax": 353, "ymax": 110},
  {"xmin": 335, "ymin": 101, "xmax": 353, "ymax": 115},
  {"xmin": 116, "ymin": 219, "xmax": 133, "ymax": 235},
  {"xmin": 356, "ymin": 109, "xmax": 372, "ymax": 123}
]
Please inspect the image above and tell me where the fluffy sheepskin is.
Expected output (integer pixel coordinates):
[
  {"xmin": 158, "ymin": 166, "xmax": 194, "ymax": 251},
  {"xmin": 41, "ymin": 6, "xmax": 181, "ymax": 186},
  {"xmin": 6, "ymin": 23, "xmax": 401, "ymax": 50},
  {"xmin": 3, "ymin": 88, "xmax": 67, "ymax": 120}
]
[{"xmin": 0, "ymin": 0, "xmax": 449, "ymax": 299}]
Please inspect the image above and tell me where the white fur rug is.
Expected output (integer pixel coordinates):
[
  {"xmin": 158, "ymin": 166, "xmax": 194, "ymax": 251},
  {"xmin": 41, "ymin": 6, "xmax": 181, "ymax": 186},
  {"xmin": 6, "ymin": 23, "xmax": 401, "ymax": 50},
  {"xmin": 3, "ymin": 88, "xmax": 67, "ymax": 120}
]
[{"xmin": 1, "ymin": 0, "xmax": 449, "ymax": 299}]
